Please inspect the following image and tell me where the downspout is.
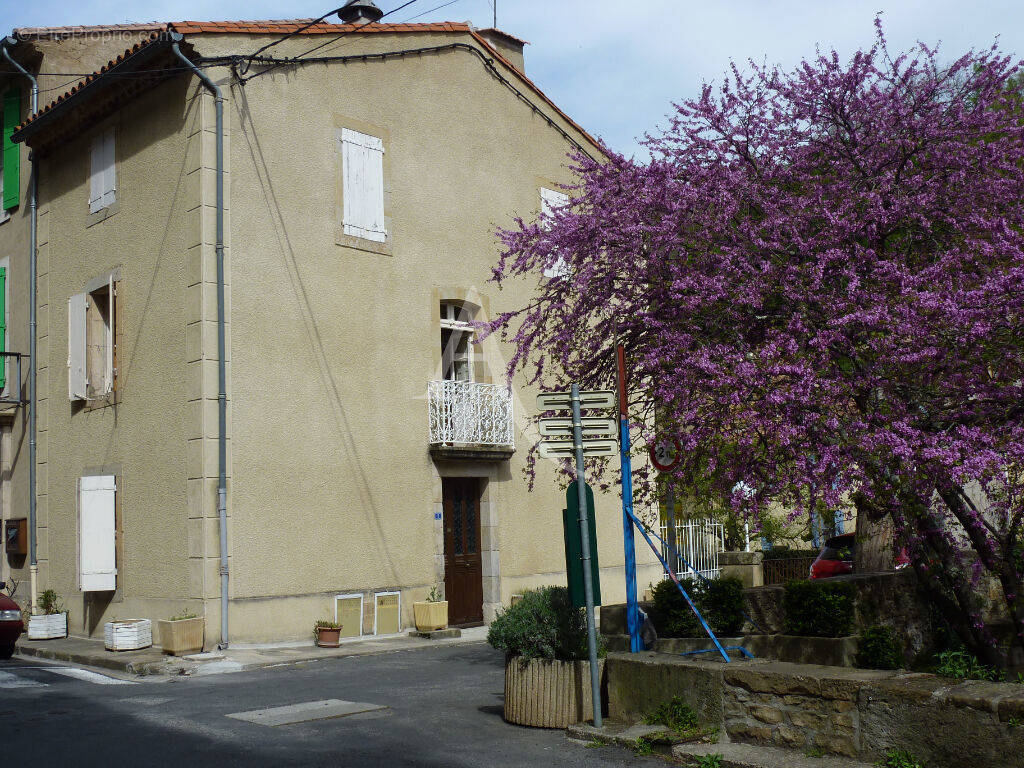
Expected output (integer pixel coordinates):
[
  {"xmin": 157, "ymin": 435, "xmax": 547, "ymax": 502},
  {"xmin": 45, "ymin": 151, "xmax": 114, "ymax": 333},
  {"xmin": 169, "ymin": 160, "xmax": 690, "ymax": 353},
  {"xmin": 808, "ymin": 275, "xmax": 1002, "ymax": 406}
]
[
  {"xmin": 2, "ymin": 39, "xmax": 39, "ymax": 611},
  {"xmin": 170, "ymin": 37, "xmax": 230, "ymax": 649}
]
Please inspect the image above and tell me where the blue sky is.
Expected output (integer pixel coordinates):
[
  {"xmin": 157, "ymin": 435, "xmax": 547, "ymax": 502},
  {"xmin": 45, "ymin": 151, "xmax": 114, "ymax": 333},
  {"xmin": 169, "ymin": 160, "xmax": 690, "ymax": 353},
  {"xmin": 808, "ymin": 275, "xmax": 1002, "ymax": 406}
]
[{"xmin": 6, "ymin": 0, "xmax": 1024, "ymax": 157}]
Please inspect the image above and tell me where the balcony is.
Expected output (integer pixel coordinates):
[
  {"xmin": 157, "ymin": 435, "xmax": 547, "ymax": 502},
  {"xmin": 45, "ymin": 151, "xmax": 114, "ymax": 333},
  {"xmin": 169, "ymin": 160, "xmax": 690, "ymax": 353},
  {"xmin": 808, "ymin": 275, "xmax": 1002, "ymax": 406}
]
[{"xmin": 428, "ymin": 380, "xmax": 514, "ymax": 460}]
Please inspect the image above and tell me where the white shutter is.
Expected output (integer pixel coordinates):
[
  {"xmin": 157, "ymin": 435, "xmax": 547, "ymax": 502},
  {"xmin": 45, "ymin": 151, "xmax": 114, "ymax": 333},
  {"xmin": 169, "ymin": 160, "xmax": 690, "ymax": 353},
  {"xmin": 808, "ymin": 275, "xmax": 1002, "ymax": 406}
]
[
  {"xmin": 89, "ymin": 134, "xmax": 104, "ymax": 213},
  {"xmin": 540, "ymin": 188, "xmax": 570, "ymax": 278},
  {"xmin": 67, "ymin": 292, "xmax": 88, "ymax": 400},
  {"xmin": 89, "ymin": 129, "xmax": 116, "ymax": 213},
  {"xmin": 102, "ymin": 128, "xmax": 116, "ymax": 208},
  {"xmin": 103, "ymin": 276, "xmax": 114, "ymax": 394},
  {"xmin": 341, "ymin": 128, "xmax": 386, "ymax": 243},
  {"xmin": 79, "ymin": 475, "xmax": 117, "ymax": 592}
]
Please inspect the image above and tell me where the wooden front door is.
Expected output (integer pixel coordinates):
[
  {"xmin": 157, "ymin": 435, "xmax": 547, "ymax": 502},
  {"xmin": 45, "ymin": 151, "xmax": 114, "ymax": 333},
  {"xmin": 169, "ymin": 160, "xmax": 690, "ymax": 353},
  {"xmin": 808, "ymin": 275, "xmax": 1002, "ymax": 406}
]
[{"xmin": 443, "ymin": 477, "xmax": 483, "ymax": 626}]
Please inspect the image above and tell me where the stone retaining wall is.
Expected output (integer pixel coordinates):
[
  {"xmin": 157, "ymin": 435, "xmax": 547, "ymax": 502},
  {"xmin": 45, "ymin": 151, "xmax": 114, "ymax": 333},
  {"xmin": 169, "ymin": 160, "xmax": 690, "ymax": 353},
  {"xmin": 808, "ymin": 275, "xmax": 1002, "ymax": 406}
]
[{"xmin": 606, "ymin": 652, "xmax": 1024, "ymax": 768}]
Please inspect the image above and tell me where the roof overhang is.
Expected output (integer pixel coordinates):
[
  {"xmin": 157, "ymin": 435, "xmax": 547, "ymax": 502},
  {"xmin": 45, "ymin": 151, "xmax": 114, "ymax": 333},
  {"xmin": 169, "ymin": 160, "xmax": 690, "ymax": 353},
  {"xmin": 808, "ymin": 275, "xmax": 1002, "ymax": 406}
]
[{"xmin": 12, "ymin": 30, "xmax": 185, "ymax": 151}]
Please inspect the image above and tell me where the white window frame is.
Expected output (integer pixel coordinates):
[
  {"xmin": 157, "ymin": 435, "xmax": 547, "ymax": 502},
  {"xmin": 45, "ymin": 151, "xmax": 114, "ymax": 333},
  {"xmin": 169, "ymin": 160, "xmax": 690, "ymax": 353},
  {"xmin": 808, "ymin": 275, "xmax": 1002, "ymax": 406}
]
[
  {"xmin": 334, "ymin": 593, "xmax": 364, "ymax": 638},
  {"xmin": 540, "ymin": 187, "xmax": 570, "ymax": 278},
  {"xmin": 372, "ymin": 590, "xmax": 401, "ymax": 636},
  {"xmin": 341, "ymin": 128, "xmax": 387, "ymax": 243},
  {"xmin": 440, "ymin": 302, "xmax": 475, "ymax": 383},
  {"xmin": 68, "ymin": 273, "xmax": 117, "ymax": 401}
]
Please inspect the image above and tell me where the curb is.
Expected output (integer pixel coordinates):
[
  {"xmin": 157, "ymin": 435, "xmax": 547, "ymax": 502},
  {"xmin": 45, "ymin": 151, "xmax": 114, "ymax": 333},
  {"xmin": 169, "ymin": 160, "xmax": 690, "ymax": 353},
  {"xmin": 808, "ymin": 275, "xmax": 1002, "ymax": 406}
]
[{"xmin": 15, "ymin": 642, "xmax": 169, "ymax": 675}]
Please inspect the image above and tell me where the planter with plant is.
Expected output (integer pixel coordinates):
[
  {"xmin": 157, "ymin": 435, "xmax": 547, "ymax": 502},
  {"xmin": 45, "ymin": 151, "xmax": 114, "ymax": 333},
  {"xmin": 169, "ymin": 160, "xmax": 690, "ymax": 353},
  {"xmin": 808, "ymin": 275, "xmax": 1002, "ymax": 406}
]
[
  {"xmin": 314, "ymin": 619, "xmax": 342, "ymax": 648},
  {"xmin": 26, "ymin": 590, "xmax": 67, "ymax": 640},
  {"xmin": 157, "ymin": 612, "xmax": 205, "ymax": 656},
  {"xmin": 413, "ymin": 585, "xmax": 449, "ymax": 632},
  {"xmin": 487, "ymin": 585, "xmax": 604, "ymax": 728}
]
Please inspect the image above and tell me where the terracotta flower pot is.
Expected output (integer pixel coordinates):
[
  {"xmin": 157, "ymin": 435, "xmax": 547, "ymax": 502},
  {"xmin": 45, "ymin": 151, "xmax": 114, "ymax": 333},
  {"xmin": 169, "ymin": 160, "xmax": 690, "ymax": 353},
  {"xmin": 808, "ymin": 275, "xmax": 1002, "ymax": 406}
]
[
  {"xmin": 503, "ymin": 656, "xmax": 605, "ymax": 728},
  {"xmin": 413, "ymin": 601, "xmax": 449, "ymax": 632},
  {"xmin": 315, "ymin": 627, "xmax": 341, "ymax": 648}
]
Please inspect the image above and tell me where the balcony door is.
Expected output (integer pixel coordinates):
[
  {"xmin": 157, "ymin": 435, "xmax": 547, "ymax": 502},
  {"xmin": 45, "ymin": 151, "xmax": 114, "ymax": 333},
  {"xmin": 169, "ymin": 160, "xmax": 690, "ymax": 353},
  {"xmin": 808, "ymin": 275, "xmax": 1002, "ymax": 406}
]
[{"xmin": 443, "ymin": 477, "xmax": 483, "ymax": 626}]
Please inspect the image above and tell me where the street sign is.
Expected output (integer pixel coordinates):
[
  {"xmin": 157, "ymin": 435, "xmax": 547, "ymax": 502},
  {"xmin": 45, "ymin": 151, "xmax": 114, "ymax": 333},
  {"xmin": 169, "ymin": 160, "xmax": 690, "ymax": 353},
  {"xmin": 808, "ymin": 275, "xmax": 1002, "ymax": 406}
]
[
  {"xmin": 538, "ymin": 417, "xmax": 617, "ymax": 440},
  {"xmin": 564, "ymin": 481, "xmax": 601, "ymax": 609},
  {"xmin": 649, "ymin": 436, "xmax": 682, "ymax": 472},
  {"xmin": 537, "ymin": 390, "xmax": 616, "ymax": 411},
  {"xmin": 539, "ymin": 439, "xmax": 618, "ymax": 459}
]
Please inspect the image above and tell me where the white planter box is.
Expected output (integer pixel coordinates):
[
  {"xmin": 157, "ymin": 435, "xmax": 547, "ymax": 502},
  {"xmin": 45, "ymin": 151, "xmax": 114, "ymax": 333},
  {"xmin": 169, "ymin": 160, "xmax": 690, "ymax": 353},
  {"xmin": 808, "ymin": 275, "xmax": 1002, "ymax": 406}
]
[
  {"xmin": 27, "ymin": 612, "xmax": 67, "ymax": 640},
  {"xmin": 104, "ymin": 619, "xmax": 152, "ymax": 651}
]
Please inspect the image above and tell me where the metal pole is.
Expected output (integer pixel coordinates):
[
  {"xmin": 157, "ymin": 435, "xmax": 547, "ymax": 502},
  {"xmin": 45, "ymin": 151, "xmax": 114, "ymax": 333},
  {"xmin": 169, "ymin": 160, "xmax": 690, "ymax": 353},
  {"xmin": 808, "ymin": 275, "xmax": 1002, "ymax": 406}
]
[
  {"xmin": 571, "ymin": 383, "xmax": 602, "ymax": 728},
  {"xmin": 616, "ymin": 345, "xmax": 640, "ymax": 652},
  {"xmin": 665, "ymin": 481, "xmax": 677, "ymax": 577}
]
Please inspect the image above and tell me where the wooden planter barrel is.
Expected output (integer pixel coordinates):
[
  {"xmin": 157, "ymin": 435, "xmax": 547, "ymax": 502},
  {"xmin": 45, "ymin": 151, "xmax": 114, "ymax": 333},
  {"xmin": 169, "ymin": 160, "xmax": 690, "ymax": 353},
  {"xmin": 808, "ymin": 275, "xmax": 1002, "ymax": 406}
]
[{"xmin": 503, "ymin": 656, "xmax": 604, "ymax": 728}]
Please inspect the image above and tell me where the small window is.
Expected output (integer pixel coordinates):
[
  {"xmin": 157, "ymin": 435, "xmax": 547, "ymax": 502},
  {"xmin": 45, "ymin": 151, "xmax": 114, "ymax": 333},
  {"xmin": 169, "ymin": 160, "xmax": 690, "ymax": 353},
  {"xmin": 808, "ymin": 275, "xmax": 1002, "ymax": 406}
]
[
  {"xmin": 540, "ymin": 187, "xmax": 569, "ymax": 278},
  {"xmin": 341, "ymin": 128, "xmax": 386, "ymax": 243},
  {"xmin": 89, "ymin": 127, "xmax": 116, "ymax": 214},
  {"xmin": 68, "ymin": 277, "xmax": 118, "ymax": 401},
  {"xmin": 79, "ymin": 474, "xmax": 117, "ymax": 592},
  {"xmin": 440, "ymin": 302, "xmax": 474, "ymax": 382}
]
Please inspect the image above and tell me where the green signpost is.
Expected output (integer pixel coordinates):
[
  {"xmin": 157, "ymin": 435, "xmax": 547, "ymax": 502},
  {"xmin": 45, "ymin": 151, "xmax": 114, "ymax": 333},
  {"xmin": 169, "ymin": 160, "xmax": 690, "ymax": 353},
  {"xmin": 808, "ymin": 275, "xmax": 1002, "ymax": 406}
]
[{"xmin": 563, "ymin": 480, "xmax": 601, "ymax": 609}]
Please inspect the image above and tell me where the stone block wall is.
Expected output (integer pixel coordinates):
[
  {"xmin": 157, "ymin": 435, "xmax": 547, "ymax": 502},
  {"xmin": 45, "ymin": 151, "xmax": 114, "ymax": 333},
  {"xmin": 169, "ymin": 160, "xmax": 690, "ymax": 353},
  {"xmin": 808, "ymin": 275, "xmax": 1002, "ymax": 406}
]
[{"xmin": 605, "ymin": 652, "xmax": 1024, "ymax": 768}]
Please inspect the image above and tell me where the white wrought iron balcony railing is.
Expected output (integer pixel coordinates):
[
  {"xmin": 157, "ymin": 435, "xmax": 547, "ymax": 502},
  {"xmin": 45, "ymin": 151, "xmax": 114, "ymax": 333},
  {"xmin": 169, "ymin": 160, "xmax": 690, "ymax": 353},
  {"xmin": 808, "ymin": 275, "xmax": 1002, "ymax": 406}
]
[{"xmin": 428, "ymin": 380, "xmax": 514, "ymax": 446}]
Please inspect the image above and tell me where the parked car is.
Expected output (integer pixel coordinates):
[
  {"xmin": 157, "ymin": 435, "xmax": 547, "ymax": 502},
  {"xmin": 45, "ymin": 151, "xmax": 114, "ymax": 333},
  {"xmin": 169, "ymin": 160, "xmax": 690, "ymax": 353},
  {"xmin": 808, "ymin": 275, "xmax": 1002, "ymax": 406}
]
[
  {"xmin": 809, "ymin": 533, "xmax": 855, "ymax": 579},
  {"xmin": 0, "ymin": 582, "xmax": 24, "ymax": 659}
]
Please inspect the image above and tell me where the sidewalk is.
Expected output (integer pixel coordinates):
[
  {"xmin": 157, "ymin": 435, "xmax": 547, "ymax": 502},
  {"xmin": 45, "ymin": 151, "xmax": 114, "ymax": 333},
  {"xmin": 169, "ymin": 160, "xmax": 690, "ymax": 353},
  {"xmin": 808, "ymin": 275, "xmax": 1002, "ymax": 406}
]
[{"xmin": 16, "ymin": 626, "xmax": 487, "ymax": 677}]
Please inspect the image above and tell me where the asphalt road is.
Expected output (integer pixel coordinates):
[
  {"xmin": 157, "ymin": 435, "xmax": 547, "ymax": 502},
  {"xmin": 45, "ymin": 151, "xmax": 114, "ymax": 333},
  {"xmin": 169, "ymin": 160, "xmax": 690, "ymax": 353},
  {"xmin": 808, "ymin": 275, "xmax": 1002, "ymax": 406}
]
[{"xmin": 0, "ymin": 642, "xmax": 663, "ymax": 767}]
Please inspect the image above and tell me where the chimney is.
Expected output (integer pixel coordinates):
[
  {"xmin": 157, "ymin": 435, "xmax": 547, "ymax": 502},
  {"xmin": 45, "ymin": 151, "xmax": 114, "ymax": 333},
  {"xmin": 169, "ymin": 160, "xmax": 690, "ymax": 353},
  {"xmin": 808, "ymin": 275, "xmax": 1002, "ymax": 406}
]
[{"xmin": 475, "ymin": 27, "xmax": 527, "ymax": 73}]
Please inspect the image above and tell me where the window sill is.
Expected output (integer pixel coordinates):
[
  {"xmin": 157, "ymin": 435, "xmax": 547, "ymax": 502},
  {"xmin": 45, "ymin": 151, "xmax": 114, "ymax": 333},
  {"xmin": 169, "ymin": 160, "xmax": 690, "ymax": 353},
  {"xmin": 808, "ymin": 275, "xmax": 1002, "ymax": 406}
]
[
  {"xmin": 87, "ymin": 200, "xmax": 119, "ymax": 228},
  {"xmin": 335, "ymin": 229, "xmax": 392, "ymax": 256}
]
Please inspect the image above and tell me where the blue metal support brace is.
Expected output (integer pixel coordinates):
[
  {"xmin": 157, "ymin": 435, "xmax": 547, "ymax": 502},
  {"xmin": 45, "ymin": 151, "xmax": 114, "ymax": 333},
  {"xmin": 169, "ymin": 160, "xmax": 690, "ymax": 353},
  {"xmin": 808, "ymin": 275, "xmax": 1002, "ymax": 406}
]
[{"xmin": 620, "ymin": 417, "xmax": 641, "ymax": 653}]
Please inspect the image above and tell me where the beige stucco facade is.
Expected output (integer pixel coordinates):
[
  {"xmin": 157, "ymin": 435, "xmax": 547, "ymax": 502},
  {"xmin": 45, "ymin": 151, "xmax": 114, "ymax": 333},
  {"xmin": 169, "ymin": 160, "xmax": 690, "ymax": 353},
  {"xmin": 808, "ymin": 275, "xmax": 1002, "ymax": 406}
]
[{"xmin": 1, "ymin": 24, "xmax": 660, "ymax": 646}]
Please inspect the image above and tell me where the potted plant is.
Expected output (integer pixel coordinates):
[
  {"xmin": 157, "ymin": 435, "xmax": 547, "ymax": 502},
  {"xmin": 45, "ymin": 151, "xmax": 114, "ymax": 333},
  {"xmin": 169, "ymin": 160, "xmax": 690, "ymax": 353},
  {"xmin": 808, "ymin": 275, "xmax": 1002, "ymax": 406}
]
[
  {"xmin": 157, "ymin": 612, "xmax": 205, "ymax": 656},
  {"xmin": 26, "ymin": 589, "xmax": 68, "ymax": 640},
  {"xmin": 314, "ymin": 619, "xmax": 342, "ymax": 648},
  {"xmin": 104, "ymin": 618, "xmax": 152, "ymax": 651},
  {"xmin": 487, "ymin": 585, "xmax": 604, "ymax": 728},
  {"xmin": 413, "ymin": 585, "xmax": 449, "ymax": 632}
]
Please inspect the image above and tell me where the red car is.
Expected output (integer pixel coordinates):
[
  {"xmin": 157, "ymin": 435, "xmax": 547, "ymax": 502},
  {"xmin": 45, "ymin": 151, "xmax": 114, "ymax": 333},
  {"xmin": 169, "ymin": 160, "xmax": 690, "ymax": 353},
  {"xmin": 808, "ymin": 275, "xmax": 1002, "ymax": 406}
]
[
  {"xmin": 809, "ymin": 533, "xmax": 855, "ymax": 579},
  {"xmin": 0, "ymin": 582, "xmax": 24, "ymax": 659}
]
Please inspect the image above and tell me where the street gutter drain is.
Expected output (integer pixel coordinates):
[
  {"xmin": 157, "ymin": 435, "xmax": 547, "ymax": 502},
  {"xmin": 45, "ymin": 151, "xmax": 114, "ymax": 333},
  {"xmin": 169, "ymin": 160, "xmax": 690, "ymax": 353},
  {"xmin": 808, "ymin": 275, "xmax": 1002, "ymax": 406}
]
[{"xmin": 226, "ymin": 699, "xmax": 388, "ymax": 727}]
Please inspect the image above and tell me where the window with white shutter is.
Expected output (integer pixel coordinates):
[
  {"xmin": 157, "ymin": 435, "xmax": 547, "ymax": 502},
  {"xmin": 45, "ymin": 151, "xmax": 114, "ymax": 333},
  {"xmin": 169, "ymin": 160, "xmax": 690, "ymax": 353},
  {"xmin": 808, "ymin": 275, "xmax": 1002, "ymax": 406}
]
[
  {"xmin": 341, "ymin": 128, "xmax": 386, "ymax": 243},
  {"xmin": 89, "ymin": 127, "xmax": 116, "ymax": 214},
  {"xmin": 79, "ymin": 474, "xmax": 117, "ymax": 592},
  {"xmin": 68, "ymin": 277, "xmax": 118, "ymax": 401},
  {"xmin": 540, "ymin": 187, "xmax": 569, "ymax": 278},
  {"xmin": 68, "ymin": 291, "xmax": 88, "ymax": 400}
]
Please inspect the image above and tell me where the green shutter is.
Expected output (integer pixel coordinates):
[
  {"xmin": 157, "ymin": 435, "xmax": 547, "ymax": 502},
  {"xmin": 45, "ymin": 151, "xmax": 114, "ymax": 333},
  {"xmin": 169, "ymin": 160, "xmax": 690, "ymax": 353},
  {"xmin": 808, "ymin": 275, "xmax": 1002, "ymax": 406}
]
[
  {"xmin": 2, "ymin": 89, "xmax": 21, "ymax": 211},
  {"xmin": 0, "ymin": 266, "xmax": 7, "ymax": 389}
]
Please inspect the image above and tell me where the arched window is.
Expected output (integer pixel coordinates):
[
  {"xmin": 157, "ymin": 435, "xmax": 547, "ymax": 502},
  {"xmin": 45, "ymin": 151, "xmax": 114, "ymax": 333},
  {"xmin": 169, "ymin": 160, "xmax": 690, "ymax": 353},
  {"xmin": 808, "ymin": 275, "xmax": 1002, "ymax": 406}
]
[{"xmin": 440, "ymin": 302, "xmax": 475, "ymax": 382}]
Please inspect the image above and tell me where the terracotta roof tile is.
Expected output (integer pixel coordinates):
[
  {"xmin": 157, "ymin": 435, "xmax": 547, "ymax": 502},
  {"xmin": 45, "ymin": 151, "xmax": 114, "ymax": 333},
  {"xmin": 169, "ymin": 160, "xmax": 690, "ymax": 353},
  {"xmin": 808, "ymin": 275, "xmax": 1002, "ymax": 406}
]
[{"xmin": 14, "ymin": 20, "xmax": 603, "ymax": 153}]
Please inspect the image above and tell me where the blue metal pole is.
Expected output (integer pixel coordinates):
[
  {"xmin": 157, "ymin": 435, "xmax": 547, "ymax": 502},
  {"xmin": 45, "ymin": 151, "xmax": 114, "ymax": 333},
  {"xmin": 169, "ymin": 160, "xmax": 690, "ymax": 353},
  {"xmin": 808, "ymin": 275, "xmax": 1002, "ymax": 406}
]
[{"xmin": 616, "ymin": 345, "xmax": 640, "ymax": 653}]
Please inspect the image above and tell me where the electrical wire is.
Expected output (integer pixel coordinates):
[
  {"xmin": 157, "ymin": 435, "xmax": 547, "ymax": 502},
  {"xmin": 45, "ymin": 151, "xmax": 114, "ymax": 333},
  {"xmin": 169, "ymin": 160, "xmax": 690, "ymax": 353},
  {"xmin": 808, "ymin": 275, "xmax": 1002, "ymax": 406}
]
[{"xmin": 240, "ymin": 0, "xmax": 422, "ymax": 76}]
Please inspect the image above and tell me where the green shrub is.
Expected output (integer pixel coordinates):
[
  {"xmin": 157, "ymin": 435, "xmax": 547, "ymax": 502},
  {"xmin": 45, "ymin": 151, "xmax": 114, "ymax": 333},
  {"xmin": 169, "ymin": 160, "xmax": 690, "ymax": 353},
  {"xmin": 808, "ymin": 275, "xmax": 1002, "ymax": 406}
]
[
  {"xmin": 486, "ymin": 586, "xmax": 591, "ymax": 660},
  {"xmin": 934, "ymin": 649, "xmax": 1002, "ymax": 681},
  {"xmin": 876, "ymin": 748, "xmax": 925, "ymax": 768},
  {"xmin": 782, "ymin": 580, "xmax": 855, "ymax": 637},
  {"xmin": 857, "ymin": 625, "xmax": 903, "ymax": 670},
  {"xmin": 648, "ymin": 576, "xmax": 746, "ymax": 638},
  {"xmin": 36, "ymin": 589, "xmax": 63, "ymax": 615},
  {"xmin": 642, "ymin": 696, "xmax": 699, "ymax": 733},
  {"xmin": 697, "ymin": 755, "xmax": 723, "ymax": 768}
]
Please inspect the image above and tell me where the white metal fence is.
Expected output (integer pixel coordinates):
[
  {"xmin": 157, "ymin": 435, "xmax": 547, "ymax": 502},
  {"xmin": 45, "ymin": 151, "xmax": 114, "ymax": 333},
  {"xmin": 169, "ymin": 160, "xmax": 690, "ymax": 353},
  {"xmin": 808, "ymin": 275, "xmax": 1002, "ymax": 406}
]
[
  {"xmin": 428, "ymin": 380, "xmax": 514, "ymax": 446},
  {"xmin": 659, "ymin": 519, "xmax": 724, "ymax": 581}
]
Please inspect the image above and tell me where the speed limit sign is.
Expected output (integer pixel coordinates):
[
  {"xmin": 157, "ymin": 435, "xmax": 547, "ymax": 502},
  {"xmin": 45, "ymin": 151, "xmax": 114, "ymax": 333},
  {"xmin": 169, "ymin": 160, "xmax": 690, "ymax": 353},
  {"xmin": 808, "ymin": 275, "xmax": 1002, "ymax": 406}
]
[{"xmin": 649, "ymin": 436, "xmax": 682, "ymax": 472}]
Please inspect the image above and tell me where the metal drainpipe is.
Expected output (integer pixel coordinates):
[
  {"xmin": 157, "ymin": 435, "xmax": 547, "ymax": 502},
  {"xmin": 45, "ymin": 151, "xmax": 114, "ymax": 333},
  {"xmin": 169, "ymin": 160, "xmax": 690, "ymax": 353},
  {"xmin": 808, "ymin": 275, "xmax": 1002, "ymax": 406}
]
[
  {"xmin": 170, "ymin": 37, "xmax": 230, "ymax": 649},
  {"xmin": 2, "ymin": 40, "xmax": 39, "ymax": 611}
]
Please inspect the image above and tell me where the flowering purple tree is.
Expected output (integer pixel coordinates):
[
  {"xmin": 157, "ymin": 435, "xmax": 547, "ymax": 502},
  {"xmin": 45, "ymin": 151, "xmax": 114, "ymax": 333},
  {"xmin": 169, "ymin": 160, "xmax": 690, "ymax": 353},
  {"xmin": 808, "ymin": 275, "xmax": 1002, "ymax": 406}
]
[{"xmin": 488, "ymin": 24, "xmax": 1024, "ymax": 666}]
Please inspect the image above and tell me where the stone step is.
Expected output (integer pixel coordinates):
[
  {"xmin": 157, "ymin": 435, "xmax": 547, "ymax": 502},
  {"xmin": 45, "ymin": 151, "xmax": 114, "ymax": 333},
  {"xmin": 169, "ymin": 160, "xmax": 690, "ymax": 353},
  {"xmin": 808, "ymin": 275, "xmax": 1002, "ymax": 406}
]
[{"xmin": 672, "ymin": 741, "xmax": 875, "ymax": 768}]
